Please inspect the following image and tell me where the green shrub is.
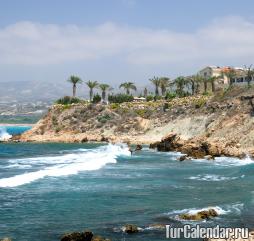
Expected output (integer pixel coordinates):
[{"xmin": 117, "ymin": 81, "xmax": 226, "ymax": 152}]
[
  {"xmin": 56, "ymin": 96, "xmax": 81, "ymax": 105},
  {"xmin": 108, "ymin": 94, "xmax": 134, "ymax": 103},
  {"xmin": 97, "ymin": 114, "xmax": 112, "ymax": 123},
  {"xmin": 92, "ymin": 93, "xmax": 101, "ymax": 103},
  {"xmin": 110, "ymin": 103, "xmax": 120, "ymax": 109},
  {"xmin": 165, "ymin": 92, "xmax": 177, "ymax": 100},
  {"xmin": 154, "ymin": 95, "xmax": 163, "ymax": 101},
  {"xmin": 194, "ymin": 98, "xmax": 207, "ymax": 108},
  {"xmin": 146, "ymin": 95, "xmax": 154, "ymax": 101}
]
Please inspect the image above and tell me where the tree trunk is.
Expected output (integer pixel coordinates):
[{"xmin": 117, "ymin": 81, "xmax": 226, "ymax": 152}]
[
  {"xmin": 155, "ymin": 86, "xmax": 159, "ymax": 96},
  {"xmin": 89, "ymin": 89, "xmax": 93, "ymax": 101},
  {"xmin": 73, "ymin": 84, "xmax": 76, "ymax": 97},
  {"xmin": 126, "ymin": 89, "xmax": 130, "ymax": 95},
  {"xmin": 102, "ymin": 90, "xmax": 106, "ymax": 101},
  {"xmin": 191, "ymin": 81, "xmax": 195, "ymax": 95},
  {"xmin": 211, "ymin": 81, "xmax": 215, "ymax": 92},
  {"xmin": 204, "ymin": 81, "xmax": 208, "ymax": 93},
  {"xmin": 144, "ymin": 88, "xmax": 148, "ymax": 98}
]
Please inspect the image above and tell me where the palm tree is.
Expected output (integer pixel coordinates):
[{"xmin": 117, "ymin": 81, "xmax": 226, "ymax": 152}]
[
  {"xmin": 67, "ymin": 75, "xmax": 82, "ymax": 97},
  {"xmin": 207, "ymin": 76, "xmax": 220, "ymax": 92},
  {"xmin": 222, "ymin": 68, "xmax": 236, "ymax": 86},
  {"xmin": 86, "ymin": 80, "xmax": 99, "ymax": 101},
  {"xmin": 99, "ymin": 84, "xmax": 111, "ymax": 102},
  {"xmin": 119, "ymin": 82, "xmax": 136, "ymax": 95},
  {"xmin": 144, "ymin": 87, "xmax": 148, "ymax": 98},
  {"xmin": 159, "ymin": 77, "xmax": 170, "ymax": 96},
  {"xmin": 186, "ymin": 75, "xmax": 201, "ymax": 95},
  {"xmin": 149, "ymin": 77, "xmax": 160, "ymax": 96},
  {"xmin": 244, "ymin": 65, "xmax": 254, "ymax": 87},
  {"xmin": 174, "ymin": 76, "xmax": 187, "ymax": 96}
]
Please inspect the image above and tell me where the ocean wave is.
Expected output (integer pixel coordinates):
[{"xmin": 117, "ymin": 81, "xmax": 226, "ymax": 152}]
[
  {"xmin": 193, "ymin": 155, "xmax": 254, "ymax": 167},
  {"xmin": 0, "ymin": 127, "xmax": 12, "ymax": 141},
  {"xmin": 188, "ymin": 174, "xmax": 245, "ymax": 181},
  {"xmin": 165, "ymin": 203, "xmax": 244, "ymax": 222},
  {"xmin": 0, "ymin": 144, "xmax": 130, "ymax": 188}
]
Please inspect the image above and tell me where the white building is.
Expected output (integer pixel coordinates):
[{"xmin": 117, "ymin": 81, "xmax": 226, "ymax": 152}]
[{"xmin": 198, "ymin": 66, "xmax": 253, "ymax": 85}]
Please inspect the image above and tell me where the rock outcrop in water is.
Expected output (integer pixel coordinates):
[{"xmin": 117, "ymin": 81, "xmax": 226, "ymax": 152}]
[
  {"xmin": 122, "ymin": 224, "xmax": 139, "ymax": 234},
  {"xmin": 150, "ymin": 133, "xmax": 245, "ymax": 159},
  {"xmin": 60, "ymin": 230, "xmax": 111, "ymax": 241},
  {"xmin": 179, "ymin": 208, "xmax": 218, "ymax": 221},
  {"xmin": 17, "ymin": 86, "xmax": 254, "ymax": 158}
]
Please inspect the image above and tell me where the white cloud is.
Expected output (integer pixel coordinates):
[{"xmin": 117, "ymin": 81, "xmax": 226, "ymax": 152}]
[{"xmin": 1, "ymin": 16, "xmax": 254, "ymax": 66}]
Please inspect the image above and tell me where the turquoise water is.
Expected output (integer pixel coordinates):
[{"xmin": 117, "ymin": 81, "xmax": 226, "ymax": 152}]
[{"xmin": 0, "ymin": 127, "xmax": 254, "ymax": 241}]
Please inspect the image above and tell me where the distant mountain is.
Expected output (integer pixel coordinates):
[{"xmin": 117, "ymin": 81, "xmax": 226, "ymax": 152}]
[{"xmin": 0, "ymin": 80, "xmax": 85, "ymax": 102}]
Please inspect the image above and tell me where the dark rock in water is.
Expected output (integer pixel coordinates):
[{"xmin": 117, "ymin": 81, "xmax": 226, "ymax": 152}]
[
  {"xmin": 61, "ymin": 230, "xmax": 93, "ymax": 241},
  {"xmin": 92, "ymin": 236, "xmax": 111, "ymax": 241},
  {"xmin": 178, "ymin": 155, "xmax": 188, "ymax": 161},
  {"xmin": 122, "ymin": 224, "xmax": 139, "ymax": 234},
  {"xmin": 135, "ymin": 144, "xmax": 142, "ymax": 151},
  {"xmin": 179, "ymin": 209, "xmax": 218, "ymax": 221}
]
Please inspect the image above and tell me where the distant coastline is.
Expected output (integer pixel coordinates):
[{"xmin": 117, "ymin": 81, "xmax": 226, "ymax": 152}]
[{"xmin": 0, "ymin": 123, "xmax": 34, "ymax": 127}]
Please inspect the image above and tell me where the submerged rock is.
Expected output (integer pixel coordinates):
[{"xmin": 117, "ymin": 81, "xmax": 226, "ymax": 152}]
[
  {"xmin": 179, "ymin": 208, "xmax": 218, "ymax": 221},
  {"xmin": 135, "ymin": 144, "xmax": 143, "ymax": 151},
  {"xmin": 92, "ymin": 236, "xmax": 111, "ymax": 241},
  {"xmin": 61, "ymin": 230, "xmax": 93, "ymax": 241},
  {"xmin": 122, "ymin": 224, "xmax": 139, "ymax": 234},
  {"xmin": 60, "ymin": 230, "xmax": 111, "ymax": 241},
  {"xmin": 178, "ymin": 155, "xmax": 188, "ymax": 161},
  {"xmin": 147, "ymin": 224, "xmax": 165, "ymax": 230}
]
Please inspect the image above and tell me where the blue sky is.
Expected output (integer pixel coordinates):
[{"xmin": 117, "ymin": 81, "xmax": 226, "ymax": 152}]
[{"xmin": 1, "ymin": 0, "xmax": 254, "ymax": 89}]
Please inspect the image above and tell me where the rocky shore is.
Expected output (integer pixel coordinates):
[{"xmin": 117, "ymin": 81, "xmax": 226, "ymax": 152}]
[{"xmin": 15, "ymin": 86, "xmax": 254, "ymax": 158}]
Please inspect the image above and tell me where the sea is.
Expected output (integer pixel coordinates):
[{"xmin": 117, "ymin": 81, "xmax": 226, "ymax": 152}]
[{"xmin": 0, "ymin": 126, "xmax": 254, "ymax": 241}]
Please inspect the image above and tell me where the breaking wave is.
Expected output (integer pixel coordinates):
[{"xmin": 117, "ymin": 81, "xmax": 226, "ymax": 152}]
[
  {"xmin": 165, "ymin": 203, "xmax": 244, "ymax": 222},
  {"xmin": 0, "ymin": 127, "xmax": 12, "ymax": 141},
  {"xmin": 0, "ymin": 144, "xmax": 130, "ymax": 188},
  {"xmin": 188, "ymin": 174, "xmax": 245, "ymax": 181},
  {"xmin": 193, "ymin": 155, "xmax": 254, "ymax": 167}
]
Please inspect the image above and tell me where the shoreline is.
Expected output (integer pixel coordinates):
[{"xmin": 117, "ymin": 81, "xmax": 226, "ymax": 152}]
[{"xmin": 0, "ymin": 123, "xmax": 34, "ymax": 127}]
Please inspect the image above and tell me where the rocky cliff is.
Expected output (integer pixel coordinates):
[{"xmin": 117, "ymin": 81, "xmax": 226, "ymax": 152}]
[{"xmin": 18, "ymin": 86, "xmax": 254, "ymax": 157}]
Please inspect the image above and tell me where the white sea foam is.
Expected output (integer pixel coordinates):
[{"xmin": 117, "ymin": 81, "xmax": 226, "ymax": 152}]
[
  {"xmin": 188, "ymin": 174, "xmax": 245, "ymax": 181},
  {"xmin": 168, "ymin": 206, "xmax": 227, "ymax": 216},
  {"xmin": 0, "ymin": 144, "xmax": 130, "ymax": 188},
  {"xmin": 193, "ymin": 155, "xmax": 254, "ymax": 167},
  {"xmin": 0, "ymin": 127, "xmax": 12, "ymax": 141},
  {"xmin": 167, "ymin": 203, "xmax": 244, "ymax": 222}
]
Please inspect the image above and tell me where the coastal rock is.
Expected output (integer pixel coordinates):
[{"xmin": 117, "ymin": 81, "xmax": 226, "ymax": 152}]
[
  {"xmin": 0, "ymin": 238, "xmax": 12, "ymax": 241},
  {"xmin": 204, "ymin": 155, "xmax": 214, "ymax": 160},
  {"xmin": 178, "ymin": 155, "xmax": 188, "ymax": 161},
  {"xmin": 147, "ymin": 224, "xmax": 165, "ymax": 230},
  {"xmin": 61, "ymin": 230, "xmax": 93, "ymax": 241},
  {"xmin": 122, "ymin": 224, "xmax": 139, "ymax": 234},
  {"xmin": 135, "ymin": 144, "xmax": 142, "ymax": 151},
  {"xmin": 179, "ymin": 209, "xmax": 218, "ymax": 221},
  {"xmin": 92, "ymin": 236, "xmax": 111, "ymax": 241}
]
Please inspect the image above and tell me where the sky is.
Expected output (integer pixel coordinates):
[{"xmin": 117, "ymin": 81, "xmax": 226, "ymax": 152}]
[{"xmin": 1, "ymin": 0, "xmax": 254, "ymax": 90}]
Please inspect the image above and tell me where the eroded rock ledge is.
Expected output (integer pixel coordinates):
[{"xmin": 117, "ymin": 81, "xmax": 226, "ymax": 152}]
[{"xmin": 150, "ymin": 133, "xmax": 247, "ymax": 159}]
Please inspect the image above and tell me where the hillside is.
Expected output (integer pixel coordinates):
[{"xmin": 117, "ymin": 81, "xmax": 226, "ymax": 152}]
[{"xmin": 19, "ymin": 86, "xmax": 254, "ymax": 158}]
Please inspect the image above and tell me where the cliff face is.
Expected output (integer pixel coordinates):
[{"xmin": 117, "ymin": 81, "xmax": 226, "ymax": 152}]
[{"xmin": 19, "ymin": 86, "xmax": 254, "ymax": 155}]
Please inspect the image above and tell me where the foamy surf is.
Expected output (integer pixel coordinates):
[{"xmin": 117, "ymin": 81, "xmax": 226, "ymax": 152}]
[
  {"xmin": 188, "ymin": 174, "xmax": 245, "ymax": 181},
  {"xmin": 0, "ymin": 127, "xmax": 12, "ymax": 141},
  {"xmin": 193, "ymin": 155, "xmax": 254, "ymax": 167},
  {"xmin": 0, "ymin": 144, "xmax": 130, "ymax": 188},
  {"xmin": 165, "ymin": 203, "xmax": 243, "ymax": 223}
]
